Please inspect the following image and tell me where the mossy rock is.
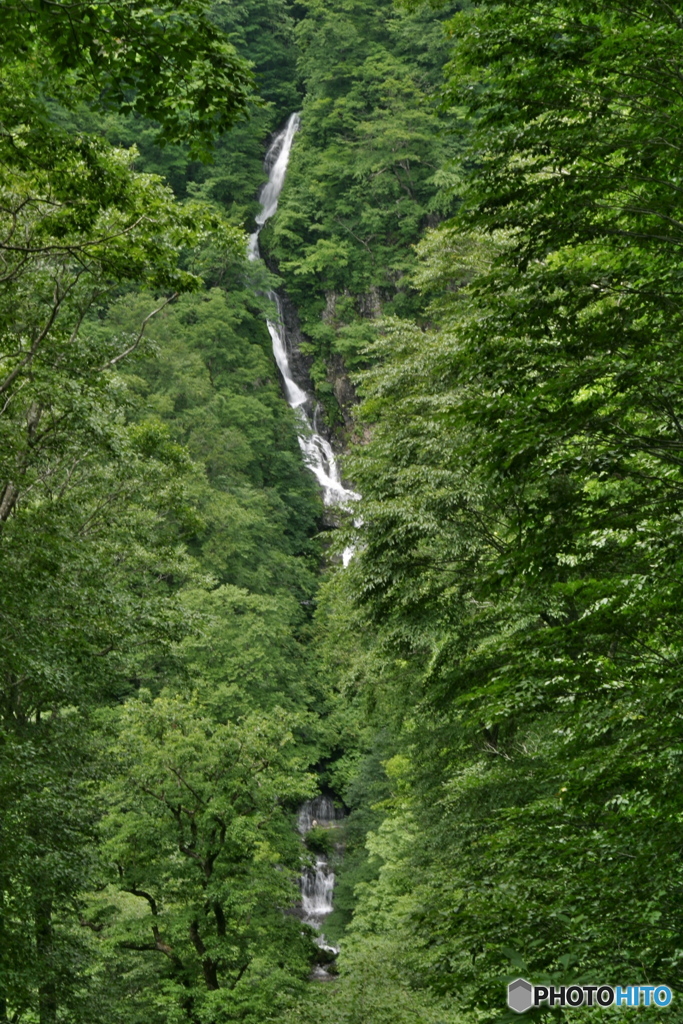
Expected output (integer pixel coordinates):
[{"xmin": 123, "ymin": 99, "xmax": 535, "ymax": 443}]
[{"xmin": 313, "ymin": 944, "xmax": 337, "ymax": 967}]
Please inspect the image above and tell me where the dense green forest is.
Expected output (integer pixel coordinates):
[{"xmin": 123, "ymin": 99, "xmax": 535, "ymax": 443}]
[{"xmin": 2, "ymin": 0, "xmax": 683, "ymax": 1022}]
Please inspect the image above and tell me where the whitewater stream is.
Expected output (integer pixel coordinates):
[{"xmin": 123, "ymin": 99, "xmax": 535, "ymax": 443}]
[
  {"xmin": 298, "ymin": 796, "xmax": 345, "ymax": 981},
  {"xmin": 249, "ymin": 115, "xmax": 356, "ymax": 978}
]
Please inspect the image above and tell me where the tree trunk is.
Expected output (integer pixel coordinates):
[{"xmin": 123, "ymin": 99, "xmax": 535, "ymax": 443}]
[
  {"xmin": 36, "ymin": 899, "xmax": 57, "ymax": 1024},
  {"xmin": 189, "ymin": 920, "xmax": 219, "ymax": 990},
  {"xmin": 0, "ymin": 482, "xmax": 18, "ymax": 524}
]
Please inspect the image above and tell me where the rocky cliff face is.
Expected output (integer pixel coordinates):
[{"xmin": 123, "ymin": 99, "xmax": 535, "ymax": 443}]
[
  {"xmin": 278, "ymin": 289, "xmax": 361, "ymax": 447},
  {"xmin": 265, "ymin": 261, "xmax": 382, "ymax": 454},
  {"xmin": 326, "ymin": 353, "xmax": 357, "ymax": 434},
  {"xmin": 278, "ymin": 291, "xmax": 317, "ymax": 401}
]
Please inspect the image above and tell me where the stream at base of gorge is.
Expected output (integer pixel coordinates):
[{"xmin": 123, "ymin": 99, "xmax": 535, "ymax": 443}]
[{"xmin": 248, "ymin": 114, "xmax": 356, "ymax": 979}]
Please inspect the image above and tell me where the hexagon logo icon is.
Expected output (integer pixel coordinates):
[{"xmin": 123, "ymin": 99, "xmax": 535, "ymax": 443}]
[{"xmin": 508, "ymin": 978, "xmax": 534, "ymax": 1013}]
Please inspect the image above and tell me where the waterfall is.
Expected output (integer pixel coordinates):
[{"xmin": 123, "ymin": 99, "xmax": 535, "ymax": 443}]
[
  {"xmin": 297, "ymin": 795, "xmax": 343, "ymax": 834},
  {"xmin": 248, "ymin": 113, "xmax": 359, "ymax": 510},
  {"xmin": 298, "ymin": 796, "xmax": 343, "ymax": 981},
  {"xmin": 249, "ymin": 121, "xmax": 354, "ymax": 977}
]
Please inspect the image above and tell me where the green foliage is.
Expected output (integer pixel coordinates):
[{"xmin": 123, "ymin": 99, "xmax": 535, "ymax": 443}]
[
  {"xmin": 0, "ymin": 105, "xmax": 232, "ymax": 1014},
  {"xmin": 99, "ymin": 283, "xmax": 322, "ymax": 598},
  {"xmin": 283, "ymin": 779, "xmax": 475, "ymax": 1024},
  {"xmin": 85, "ymin": 0, "xmax": 303, "ymax": 231},
  {"xmin": 11, "ymin": 0, "xmax": 683, "ymax": 1022},
  {"xmin": 0, "ymin": 3, "xmax": 324, "ymax": 1021},
  {"xmin": 304, "ymin": 826, "xmax": 334, "ymax": 856},
  {"xmin": 0, "ymin": 0, "xmax": 252, "ymax": 157},
  {"xmin": 324, "ymin": 0, "xmax": 683, "ymax": 1019},
  {"xmin": 210, "ymin": 0, "xmax": 302, "ymax": 119},
  {"xmin": 96, "ymin": 694, "xmax": 315, "ymax": 1023}
]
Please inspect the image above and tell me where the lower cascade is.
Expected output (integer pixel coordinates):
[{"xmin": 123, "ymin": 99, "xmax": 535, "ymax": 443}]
[{"xmin": 298, "ymin": 797, "xmax": 345, "ymax": 980}]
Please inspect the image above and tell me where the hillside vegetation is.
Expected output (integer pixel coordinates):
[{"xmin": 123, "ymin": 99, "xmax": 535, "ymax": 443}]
[{"xmin": 1, "ymin": 1, "xmax": 681, "ymax": 1023}]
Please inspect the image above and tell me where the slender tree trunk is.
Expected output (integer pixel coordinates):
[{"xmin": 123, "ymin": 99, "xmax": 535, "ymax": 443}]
[
  {"xmin": 0, "ymin": 482, "xmax": 18, "ymax": 524},
  {"xmin": 0, "ymin": 871, "xmax": 7, "ymax": 1022},
  {"xmin": 36, "ymin": 899, "xmax": 57, "ymax": 1024},
  {"xmin": 189, "ymin": 920, "xmax": 219, "ymax": 990}
]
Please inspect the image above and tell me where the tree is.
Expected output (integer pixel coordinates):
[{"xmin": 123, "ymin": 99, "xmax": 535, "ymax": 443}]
[
  {"xmin": 0, "ymin": 0, "xmax": 252, "ymax": 157},
  {"xmin": 98, "ymin": 693, "xmax": 315, "ymax": 1024}
]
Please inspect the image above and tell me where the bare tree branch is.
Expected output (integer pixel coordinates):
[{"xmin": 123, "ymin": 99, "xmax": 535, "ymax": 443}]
[{"xmin": 99, "ymin": 293, "xmax": 178, "ymax": 370}]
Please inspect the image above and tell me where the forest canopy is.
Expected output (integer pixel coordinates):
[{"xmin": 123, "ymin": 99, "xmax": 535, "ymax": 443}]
[{"xmin": 2, "ymin": 0, "xmax": 682, "ymax": 1023}]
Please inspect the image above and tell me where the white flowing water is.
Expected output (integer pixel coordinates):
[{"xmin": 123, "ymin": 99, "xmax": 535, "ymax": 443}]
[
  {"xmin": 298, "ymin": 797, "xmax": 344, "ymax": 980},
  {"xmin": 298, "ymin": 795, "xmax": 341, "ymax": 834},
  {"xmin": 248, "ymin": 113, "xmax": 359, "ymax": 511}
]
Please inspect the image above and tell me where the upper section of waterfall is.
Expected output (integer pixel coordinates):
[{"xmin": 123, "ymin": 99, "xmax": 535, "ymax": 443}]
[
  {"xmin": 257, "ymin": 113, "xmax": 301, "ymax": 228},
  {"xmin": 248, "ymin": 114, "xmax": 360, "ymax": 510},
  {"xmin": 298, "ymin": 795, "xmax": 345, "ymax": 834}
]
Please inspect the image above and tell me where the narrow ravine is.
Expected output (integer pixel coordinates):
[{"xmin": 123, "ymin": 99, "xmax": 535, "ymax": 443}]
[{"xmin": 248, "ymin": 115, "xmax": 355, "ymax": 978}]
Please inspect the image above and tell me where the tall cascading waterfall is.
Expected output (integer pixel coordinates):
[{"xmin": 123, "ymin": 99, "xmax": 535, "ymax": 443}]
[
  {"xmin": 247, "ymin": 113, "xmax": 359, "ymax": 512},
  {"xmin": 249, "ymin": 115, "xmax": 354, "ymax": 976}
]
